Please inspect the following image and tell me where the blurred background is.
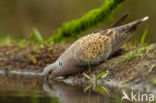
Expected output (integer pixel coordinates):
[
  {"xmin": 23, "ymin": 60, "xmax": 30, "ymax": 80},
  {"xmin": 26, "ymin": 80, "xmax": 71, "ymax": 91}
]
[{"xmin": 0, "ymin": 0, "xmax": 155, "ymax": 43}]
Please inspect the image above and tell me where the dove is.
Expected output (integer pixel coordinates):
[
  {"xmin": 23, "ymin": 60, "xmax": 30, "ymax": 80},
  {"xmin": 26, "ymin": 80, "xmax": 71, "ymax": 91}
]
[{"xmin": 43, "ymin": 16, "xmax": 149, "ymax": 79}]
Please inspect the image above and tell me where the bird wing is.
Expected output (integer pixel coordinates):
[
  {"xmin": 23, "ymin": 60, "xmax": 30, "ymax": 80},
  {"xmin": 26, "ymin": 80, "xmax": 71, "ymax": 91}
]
[
  {"xmin": 93, "ymin": 14, "xmax": 128, "ymax": 33},
  {"xmin": 101, "ymin": 29, "xmax": 130, "ymax": 54},
  {"xmin": 110, "ymin": 14, "xmax": 128, "ymax": 28},
  {"xmin": 73, "ymin": 30, "xmax": 113, "ymax": 65},
  {"xmin": 72, "ymin": 16, "xmax": 149, "ymax": 65}
]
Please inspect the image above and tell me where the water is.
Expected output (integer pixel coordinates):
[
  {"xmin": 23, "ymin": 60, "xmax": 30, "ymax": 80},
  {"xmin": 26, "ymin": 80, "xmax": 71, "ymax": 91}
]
[
  {"xmin": 0, "ymin": 0, "xmax": 155, "ymax": 43},
  {"xmin": 0, "ymin": 70, "xmax": 156, "ymax": 103},
  {"xmin": 0, "ymin": 70, "xmax": 43, "ymax": 76},
  {"xmin": 0, "ymin": 73, "xmax": 124, "ymax": 103}
]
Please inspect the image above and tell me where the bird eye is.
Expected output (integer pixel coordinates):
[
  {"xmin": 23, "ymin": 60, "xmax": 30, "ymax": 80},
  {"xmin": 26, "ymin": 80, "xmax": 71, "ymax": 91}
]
[
  {"xmin": 58, "ymin": 61, "xmax": 63, "ymax": 71},
  {"xmin": 59, "ymin": 61, "xmax": 62, "ymax": 66}
]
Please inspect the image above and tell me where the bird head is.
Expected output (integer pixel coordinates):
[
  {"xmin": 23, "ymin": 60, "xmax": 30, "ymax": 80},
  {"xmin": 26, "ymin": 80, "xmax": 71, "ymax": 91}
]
[{"xmin": 42, "ymin": 60, "xmax": 63, "ymax": 79}]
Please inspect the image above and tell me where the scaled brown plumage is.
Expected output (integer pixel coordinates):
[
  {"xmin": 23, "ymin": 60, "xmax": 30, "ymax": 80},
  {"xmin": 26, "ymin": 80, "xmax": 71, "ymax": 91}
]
[{"xmin": 73, "ymin": 32, "xmax": 112, "ymax": 65}]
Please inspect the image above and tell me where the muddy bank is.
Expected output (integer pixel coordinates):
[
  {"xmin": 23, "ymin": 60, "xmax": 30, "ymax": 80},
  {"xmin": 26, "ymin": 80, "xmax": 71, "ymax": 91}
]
[{"xmin": 0, "ymin": 42, "xmax": 156, "ymax": 95}]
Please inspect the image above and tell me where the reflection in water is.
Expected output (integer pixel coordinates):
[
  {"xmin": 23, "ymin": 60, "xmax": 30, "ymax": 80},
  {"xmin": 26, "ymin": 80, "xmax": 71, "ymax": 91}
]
[
  {"xmin": 0, "ymin": 70, "xmax": 43, "ymax": 76},
  {"xmin": 43, "ymin": 80, "xmax": 107, "ymax": 103},
  {"xmin": 0, "ymin": 74, "xmax": 122, "ymax": 103}
]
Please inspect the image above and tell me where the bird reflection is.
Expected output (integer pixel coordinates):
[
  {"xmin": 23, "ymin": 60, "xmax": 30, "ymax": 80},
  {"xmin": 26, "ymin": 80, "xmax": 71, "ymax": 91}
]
[{"xmin": 42, "ymin": 79, "xmax": 107, "ymax": 103}]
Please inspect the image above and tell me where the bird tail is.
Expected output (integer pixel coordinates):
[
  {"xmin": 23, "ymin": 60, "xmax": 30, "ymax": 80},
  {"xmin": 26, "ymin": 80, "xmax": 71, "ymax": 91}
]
[
  {"xmin": 110, "ymin": 16, "xmax": 149, "ymax": 54},
  {"xmin": 113, "ymin": 16, "xmax": 149, "ymax": 33}
]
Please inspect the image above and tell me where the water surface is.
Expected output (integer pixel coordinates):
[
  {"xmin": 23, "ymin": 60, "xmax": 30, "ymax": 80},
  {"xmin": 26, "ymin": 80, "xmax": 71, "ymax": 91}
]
[{"xmin": 0, "ymin": 73, "xmax": 124, "ymax": 103}]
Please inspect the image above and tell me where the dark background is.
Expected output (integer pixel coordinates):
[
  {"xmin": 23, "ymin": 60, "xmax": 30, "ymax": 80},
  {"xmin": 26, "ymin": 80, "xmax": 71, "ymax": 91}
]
[{"xmin": 0, "ymin": 0, "xmax": 155, "ymax": 43}]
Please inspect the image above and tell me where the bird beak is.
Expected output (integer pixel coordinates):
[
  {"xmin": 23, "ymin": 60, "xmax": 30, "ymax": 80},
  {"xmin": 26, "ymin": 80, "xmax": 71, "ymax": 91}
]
[{"xmin": 43, "ymin": 74, "xmax": 55, "ymax": 80}]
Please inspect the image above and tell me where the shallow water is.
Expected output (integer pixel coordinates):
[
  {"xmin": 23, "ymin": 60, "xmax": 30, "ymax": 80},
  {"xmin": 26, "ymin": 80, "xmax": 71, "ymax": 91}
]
[{"xmin": 0, "ymin": 72, "xmax": 126, "ymax": 103}]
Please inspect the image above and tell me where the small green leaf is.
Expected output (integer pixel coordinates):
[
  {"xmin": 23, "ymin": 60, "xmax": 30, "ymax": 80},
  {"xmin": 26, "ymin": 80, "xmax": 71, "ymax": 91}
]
[
  {"xmin": 96, "ymin": 72, "xmax": 105, "ymax": 79},
  {"xmin": 96, "ymin": 71, "xmax": 108, "ymax": 79},
  {"xmin": 83, "ymin": 73, "xmax": 92, "ymax": 80},
  {"xmin": 95, "ymin": 86, "xmax": 106, "ymax": 94}
]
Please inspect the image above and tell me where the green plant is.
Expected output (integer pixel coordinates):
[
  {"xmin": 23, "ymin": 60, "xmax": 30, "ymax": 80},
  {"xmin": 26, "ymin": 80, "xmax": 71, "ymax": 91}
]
[
  {"xmin": 140, "ymin": 27, "xmax": 148, "ymax": 46},
  {"xmin": 115, "ymin": 47, "xmax": 146, "ymax": 64},
  {"xmin": 83, "ymin": 73, "xmax": 108, "ymax": 94},
  {"xmin": 83, "ymin": 72, "xmax": 108, "ymax": 87},
  {"xmin": 47, "ymin": 0, "xmax": 124, "ymax": 43},
  {"xmin": 0, "ymin": 36, "xmax": 11, "ymax": 45},
  {"xmin": 83, "ymin": 55, "xmax": 109, "ymax": 90},
  {"xmin": 16, "ymin": 39, "xmax": 27, "ymax": 48},
  {"xmin": 152, "ymin": 79, "xmax": 156, "ymax": 85},
  {"xmin": 29, "ymin": 28, "xmax": 43, "ymax": 43},
  {"xmin": 87, "ymin": 55, "xmax": 92, "ymax": 74}
]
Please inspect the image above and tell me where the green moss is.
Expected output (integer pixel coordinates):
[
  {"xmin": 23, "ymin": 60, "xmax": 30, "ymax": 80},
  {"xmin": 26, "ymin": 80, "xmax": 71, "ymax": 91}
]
[
  {"xmin": 0, "ymin": 0, "xmax": 124, "ymax": 44},
  {"xmin": 47, "ymin": 0, "xmax": 124, "ymax": 43}
]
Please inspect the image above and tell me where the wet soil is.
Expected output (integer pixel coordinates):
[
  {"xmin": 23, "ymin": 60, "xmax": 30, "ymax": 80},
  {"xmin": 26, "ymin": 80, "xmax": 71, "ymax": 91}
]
[
  {"xmin": 0, "ymin": 43, "xmax": 69, "ymax": 72},
  {"xmin": 0, "ymin": 42, "xmax": 156, "ymax": 95}
]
